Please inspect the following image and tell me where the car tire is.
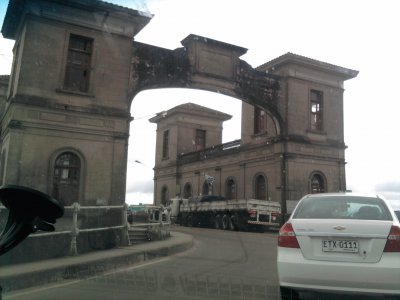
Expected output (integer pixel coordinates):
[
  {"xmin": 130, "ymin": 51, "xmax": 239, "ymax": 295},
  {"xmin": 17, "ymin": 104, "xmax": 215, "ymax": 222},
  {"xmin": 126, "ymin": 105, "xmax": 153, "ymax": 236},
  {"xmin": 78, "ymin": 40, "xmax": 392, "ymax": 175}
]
[
  {"xmin": 280, "ymin": 286, "xmax": 300, "ymax": 300},
  {"xmin": 228, "ymin": 216, "xmax": 236, "ymax": 231}
]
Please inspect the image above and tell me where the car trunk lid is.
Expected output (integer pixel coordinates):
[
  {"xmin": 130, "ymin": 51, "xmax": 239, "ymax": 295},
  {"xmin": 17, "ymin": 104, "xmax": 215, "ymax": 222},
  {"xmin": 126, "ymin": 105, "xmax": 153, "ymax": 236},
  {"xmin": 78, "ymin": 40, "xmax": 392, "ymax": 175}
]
[{"xmin": 292, "ymin": 219, "xmax": 392, "ymax": 263}]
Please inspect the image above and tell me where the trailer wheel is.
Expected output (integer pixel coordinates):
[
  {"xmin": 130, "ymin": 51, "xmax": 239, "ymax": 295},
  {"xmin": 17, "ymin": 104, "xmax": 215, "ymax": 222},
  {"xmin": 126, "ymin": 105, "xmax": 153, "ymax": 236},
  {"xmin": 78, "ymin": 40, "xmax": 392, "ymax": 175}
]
[
  {"xmin": 187, "ymin": 214, "xmax": 194, "ymax": 227},
  {"xmin": 228, "ymin": 216, "xmax": 236, "ymax": 231},
  {"xmin": 213, "ymin": 215, "xmax": 221, "ymax": 229},
  {"xmin": 221, "ymin": 214, "xmax": 230, "ymax": 230}
]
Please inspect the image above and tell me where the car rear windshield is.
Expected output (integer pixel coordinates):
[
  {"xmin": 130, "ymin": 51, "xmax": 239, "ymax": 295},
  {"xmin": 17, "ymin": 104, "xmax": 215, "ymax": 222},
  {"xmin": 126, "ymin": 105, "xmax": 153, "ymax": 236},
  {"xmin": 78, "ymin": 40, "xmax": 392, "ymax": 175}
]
[{"xmin": 293, "ymin": 196, "xmax": 392, "ymax": 220}]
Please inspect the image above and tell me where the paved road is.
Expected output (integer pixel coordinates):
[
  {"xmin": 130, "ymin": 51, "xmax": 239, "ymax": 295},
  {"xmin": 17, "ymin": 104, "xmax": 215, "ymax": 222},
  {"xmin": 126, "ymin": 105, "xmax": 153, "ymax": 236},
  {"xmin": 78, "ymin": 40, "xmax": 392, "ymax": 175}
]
[{"xmin": 4, "ymin": 226, "xmax": 280, "ymax": 300}]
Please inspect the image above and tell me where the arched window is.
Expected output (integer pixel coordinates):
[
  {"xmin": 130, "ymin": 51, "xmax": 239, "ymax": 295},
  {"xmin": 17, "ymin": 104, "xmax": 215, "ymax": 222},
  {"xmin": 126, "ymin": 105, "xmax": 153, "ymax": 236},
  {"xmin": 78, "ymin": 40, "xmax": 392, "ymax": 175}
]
[
  {"xmin": 53, "ymin": 152, "xmax": 81, "ymax": 206},
  {"xmin": 310, "ymin": 173, "xmax": 325, "ymax": 194},
  {"xmin": 225, "ymin": 178, "xmax": 237, "ymax": 200},
  {"xmin": 183, "ymin": 183, "xmax": 192, "ymax": 199},
  {"xmin": 161, "ymin": 186, "xmax": 169, "ymax": 206},
  {"xmin": 254, "ymin": 174, "xmax": 267, "ymax": 200},
  {"xmin": 254, "ymin": 107, "xmax": 267, "ymax": 134},
  {"xmin": 202, "ymin": 181, "xmax": 209, "ymax": 196}
]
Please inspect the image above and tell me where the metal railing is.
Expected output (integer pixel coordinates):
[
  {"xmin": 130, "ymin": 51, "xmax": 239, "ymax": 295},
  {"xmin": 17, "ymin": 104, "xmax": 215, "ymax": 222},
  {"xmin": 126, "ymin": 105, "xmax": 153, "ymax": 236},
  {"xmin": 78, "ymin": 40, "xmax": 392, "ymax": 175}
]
[
  {"xmin": 177, "ymin": 139, "xmax": 241, "ymax": 164},
  {"xmin": 0, "ymin": 203, "xmax": 171, "ymax": 256}
]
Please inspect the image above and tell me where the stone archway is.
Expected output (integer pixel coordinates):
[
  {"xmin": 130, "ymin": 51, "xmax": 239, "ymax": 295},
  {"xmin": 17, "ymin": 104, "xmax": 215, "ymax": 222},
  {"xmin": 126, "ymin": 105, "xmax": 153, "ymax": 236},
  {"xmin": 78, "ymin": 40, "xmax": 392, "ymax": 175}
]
[{"xmin": 129, "ymin": 34, "xmax": 282, "ymax": 134}]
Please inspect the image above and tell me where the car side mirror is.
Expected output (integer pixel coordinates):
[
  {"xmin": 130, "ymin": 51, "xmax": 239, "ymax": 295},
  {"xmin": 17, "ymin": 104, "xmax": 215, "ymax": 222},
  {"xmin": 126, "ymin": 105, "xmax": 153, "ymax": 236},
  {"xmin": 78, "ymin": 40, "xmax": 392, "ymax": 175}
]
[{"xmin": 0, "ymin": 185, "xmax": 64, "ymax": 256}]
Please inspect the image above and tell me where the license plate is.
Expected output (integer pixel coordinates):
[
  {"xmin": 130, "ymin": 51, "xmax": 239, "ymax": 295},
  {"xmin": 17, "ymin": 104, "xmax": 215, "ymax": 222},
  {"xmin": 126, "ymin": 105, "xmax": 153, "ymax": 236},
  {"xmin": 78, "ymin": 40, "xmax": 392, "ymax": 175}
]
[{"xmin": 322, "ymin": 240, "xmax": 359, "ymax": 253}]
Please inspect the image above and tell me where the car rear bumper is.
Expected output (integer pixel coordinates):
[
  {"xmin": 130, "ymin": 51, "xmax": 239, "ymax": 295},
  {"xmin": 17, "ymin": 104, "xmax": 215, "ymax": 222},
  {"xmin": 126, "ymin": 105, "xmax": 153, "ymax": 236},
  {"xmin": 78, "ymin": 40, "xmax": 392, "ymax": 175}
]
[{"xmin": 278, "ymin": 247, "xmax": 400, "ymax": 295}]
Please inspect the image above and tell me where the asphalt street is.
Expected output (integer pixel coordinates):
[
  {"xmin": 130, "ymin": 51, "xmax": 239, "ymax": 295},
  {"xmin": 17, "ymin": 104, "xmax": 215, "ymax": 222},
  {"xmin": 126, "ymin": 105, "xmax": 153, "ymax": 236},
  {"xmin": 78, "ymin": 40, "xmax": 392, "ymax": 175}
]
[{"xmin": 3, "ymin": 226, "xmax": 280, "ymax": 300}]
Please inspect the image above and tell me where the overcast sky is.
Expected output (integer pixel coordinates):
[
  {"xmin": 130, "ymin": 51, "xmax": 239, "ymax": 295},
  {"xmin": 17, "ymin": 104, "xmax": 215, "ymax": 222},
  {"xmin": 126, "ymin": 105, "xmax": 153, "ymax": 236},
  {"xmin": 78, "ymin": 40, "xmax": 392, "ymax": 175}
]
[{"xmin": 1, "ymin": 0, "xmax": 400, "ymax": 208}]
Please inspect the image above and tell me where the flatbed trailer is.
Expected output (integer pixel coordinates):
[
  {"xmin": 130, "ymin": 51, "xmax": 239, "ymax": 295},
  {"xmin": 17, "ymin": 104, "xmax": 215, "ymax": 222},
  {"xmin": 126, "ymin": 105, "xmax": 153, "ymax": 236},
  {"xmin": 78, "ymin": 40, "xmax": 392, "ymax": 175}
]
[{"xmin": 170, "ymin": 196, "xmax": 281, "ymax": 231}]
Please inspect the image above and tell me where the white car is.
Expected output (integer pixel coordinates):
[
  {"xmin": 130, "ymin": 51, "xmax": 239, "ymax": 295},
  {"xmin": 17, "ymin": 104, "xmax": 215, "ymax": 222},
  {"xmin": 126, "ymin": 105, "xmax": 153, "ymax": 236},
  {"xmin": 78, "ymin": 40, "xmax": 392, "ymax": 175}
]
[{"xmin": 277, "ymin": 193, "xmax": 400, "ymax": 299}]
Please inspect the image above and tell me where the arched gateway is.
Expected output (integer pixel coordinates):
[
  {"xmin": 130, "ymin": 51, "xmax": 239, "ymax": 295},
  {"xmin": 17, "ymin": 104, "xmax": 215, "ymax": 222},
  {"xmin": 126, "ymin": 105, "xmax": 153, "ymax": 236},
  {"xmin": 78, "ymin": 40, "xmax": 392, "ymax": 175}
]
[{"xmin": 0, "ymin": 0, "xmax": 357, "ymax": 260}]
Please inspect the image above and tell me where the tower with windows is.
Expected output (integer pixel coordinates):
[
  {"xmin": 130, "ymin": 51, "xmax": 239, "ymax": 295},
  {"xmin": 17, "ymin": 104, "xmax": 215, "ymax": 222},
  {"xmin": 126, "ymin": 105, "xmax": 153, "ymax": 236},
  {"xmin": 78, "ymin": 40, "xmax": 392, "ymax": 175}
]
[
  {"xmin": 150, "ymin": 103, "xmax": 232, "ymax": 205},
  {"xmin": 0, "ymin": 1, "xmax": 151, "ymax": 205},
  {"xmin": 0, "ymin": 0, "xmax": 152, "ymax": 256}
]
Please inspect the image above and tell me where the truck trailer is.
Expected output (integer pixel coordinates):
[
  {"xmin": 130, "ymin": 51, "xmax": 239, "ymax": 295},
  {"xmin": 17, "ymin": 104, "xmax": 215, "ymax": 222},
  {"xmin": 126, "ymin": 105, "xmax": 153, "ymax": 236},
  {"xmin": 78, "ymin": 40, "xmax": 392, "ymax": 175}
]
[{"xmin": 169, "ymin": 195, "xmax": 281, "ymax": 231}]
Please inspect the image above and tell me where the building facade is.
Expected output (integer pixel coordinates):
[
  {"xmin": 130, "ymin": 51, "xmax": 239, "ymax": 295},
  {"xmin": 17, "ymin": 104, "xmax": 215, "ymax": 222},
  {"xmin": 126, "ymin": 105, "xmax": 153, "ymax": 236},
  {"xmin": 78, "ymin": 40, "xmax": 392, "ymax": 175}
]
[
  {"xmin": 0, "ymin": 0, "xmax": 357, "ymax": 263},
  {"xmin": 152, "ymin": 53, "xmax": 358, "ymax": 213}
]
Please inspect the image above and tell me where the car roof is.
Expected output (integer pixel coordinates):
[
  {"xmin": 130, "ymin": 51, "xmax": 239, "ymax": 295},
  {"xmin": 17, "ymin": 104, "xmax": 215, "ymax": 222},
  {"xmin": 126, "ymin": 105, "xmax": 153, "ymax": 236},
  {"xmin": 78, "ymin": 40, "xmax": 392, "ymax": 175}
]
[{"xmin": 303, "ymin": 192, "xmax": 384, "ymax": 199}]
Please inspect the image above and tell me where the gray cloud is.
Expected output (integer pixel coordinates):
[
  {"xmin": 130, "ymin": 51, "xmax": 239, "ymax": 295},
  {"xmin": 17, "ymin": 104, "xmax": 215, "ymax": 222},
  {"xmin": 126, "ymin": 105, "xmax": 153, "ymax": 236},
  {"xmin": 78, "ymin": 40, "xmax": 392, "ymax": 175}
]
[
  {"xmin": 126, "ymin": 180, "xmax": 154, "ymax": 194},
  {"xmin": 374, "ymin": 181, "xmax": 400, "ymax": 194}
]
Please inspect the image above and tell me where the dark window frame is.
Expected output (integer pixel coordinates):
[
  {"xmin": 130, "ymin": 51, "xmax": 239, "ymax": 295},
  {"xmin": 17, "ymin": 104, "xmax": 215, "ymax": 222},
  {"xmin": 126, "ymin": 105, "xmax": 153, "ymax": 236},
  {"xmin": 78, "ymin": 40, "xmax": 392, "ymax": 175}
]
[
  {"xmin": 254, "ymin": 106, "xmax": 267, "ymax": 134},
  {"xmin": 162, "ymin": 130, "xmax": 169, "ymax": 159},
  {"xmin": 225, "ymin": 178, "xmax": 237, "ymax": 200},
  {"xmin": 195, "ymin": 129, "xmax": 206, "ymax": 151},
  {"xmin": 310, "ymin": 173, "xmax": 325, "ymax": 194},
  {"xmin": 63, "ymin": 34, "xmax": 93, "ymax": 93},
  {"xmin": 254, "ymin": 174, "xmax": 267, "ymax": 200},
  {"xmin": 202, "ymin": 181, "xmax": 210, "ymax": 196},
  {"xmin": 183, "ymin": 182, "xmax": 192, "ymax": 199},
  {"xmin": 161, "ymin": 186, "xmax": 169, "ymax": 206},
  {"xmin": 310, "ymin": 90, "xmax": 323, "ymax": 131},
  {"xmin": 52, "ymin": 151, "xmax": 81, "ymax": 206}
]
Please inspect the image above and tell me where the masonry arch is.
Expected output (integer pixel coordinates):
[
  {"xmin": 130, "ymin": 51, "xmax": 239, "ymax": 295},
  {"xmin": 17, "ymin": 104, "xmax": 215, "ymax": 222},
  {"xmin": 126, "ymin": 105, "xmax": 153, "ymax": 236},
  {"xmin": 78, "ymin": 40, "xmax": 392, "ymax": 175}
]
[
  {"xmin": 309, "ymin": 171, "xmax": 327, "ymax": 194},
  {"xmin": 49, "ymin": 148, "xmax": 85, "ymax": 206},
  {"xmin": 183, "ymin": 182, "xmax": 192, "ymax": 199},
  {"xmin": 253, "ymin": 173, "xmax": 268, "ymax": 200},
  {"xmin": 225, "ymin": 177, "xmax": 237, "ymax": 200},
  {"xmin": 129, "ymin": 35, "xmax": 283, "ymax": 136}
]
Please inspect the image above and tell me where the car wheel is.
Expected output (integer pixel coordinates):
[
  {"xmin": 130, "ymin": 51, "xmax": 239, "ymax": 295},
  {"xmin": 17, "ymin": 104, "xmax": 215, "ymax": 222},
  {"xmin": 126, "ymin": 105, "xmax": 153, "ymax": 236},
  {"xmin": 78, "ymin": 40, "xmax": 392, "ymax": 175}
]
[{"xmin": 280, "ymin": 286, "xmax": 300, "ymax": 300}]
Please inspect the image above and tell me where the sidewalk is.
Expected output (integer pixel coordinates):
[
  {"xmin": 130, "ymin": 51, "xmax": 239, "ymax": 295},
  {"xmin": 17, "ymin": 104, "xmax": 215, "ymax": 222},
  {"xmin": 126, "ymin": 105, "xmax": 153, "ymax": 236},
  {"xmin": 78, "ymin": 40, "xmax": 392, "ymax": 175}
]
[{"xmin": 0, "ymin": 231, "xmax": 193, "ymax": 293}]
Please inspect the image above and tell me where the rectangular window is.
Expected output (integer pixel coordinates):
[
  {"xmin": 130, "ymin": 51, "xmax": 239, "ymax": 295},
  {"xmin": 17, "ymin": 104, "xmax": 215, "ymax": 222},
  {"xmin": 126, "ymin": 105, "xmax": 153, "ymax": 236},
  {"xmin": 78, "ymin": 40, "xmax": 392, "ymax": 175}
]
[
  {"xmin": 310, "ymin": 90, "xmax": 323, "ymax": 131},
  {"xmin": 195, "ymin": 129, "xmax": 206, "ymax": 151},
  {"xmin": 162, "ymin": 130, "xmax": 169, "ymax": 158},
  {"xmin": 64, "ymin": 34, "xmax": 93, "ymax": 93},
  {"xmin": 254, "ymin": 106, "xmax": 267, "ymax": 134}
]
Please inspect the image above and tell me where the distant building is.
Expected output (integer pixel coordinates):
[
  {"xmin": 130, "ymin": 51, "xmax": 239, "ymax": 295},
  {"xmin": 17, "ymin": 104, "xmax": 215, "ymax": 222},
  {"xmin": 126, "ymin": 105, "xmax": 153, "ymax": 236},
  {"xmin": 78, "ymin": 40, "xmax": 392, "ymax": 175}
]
[{"xmin": 151, "ymin": 53, "xmax": 358, "ymax": 213}]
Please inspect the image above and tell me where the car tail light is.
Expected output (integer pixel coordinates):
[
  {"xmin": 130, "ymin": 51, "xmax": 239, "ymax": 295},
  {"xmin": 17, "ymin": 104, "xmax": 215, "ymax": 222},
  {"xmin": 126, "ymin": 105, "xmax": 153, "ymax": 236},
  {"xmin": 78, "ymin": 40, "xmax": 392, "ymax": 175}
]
[
  {"xmin": 278, "ymin": 222, "xmax": 300, "ymax": 248},
  {"xmin": 384, "ymin": 225, "xmax": 400, "ymax": 252}
]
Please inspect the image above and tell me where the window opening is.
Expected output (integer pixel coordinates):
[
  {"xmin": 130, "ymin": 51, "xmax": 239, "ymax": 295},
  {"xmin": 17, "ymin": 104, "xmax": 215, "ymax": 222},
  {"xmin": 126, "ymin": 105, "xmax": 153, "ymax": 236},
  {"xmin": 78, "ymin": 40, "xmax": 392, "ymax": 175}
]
[
  {"xmin": 310, "ymin": 90, "xmax": 323, "ymax": 131},
  {"xmin": 161, "ymin": 186, "xmax": 169, "ymax": 206},
  {"xmin": 255, "ymin": 174, "xmax": 267, "ymax": 200},
  {"xmin": 202, "ymin": 181, "xmax": 210, "ymax": 196},
  {"xmin": 310, "ymin": 173, "xmax": 325, "ymax": 194},
  {"xmin": 195, "ymin": 129, "xmax": 206, "ymax": 151},
  {"xmin": 183, "ymin": 183, "xmax": 192, "ymax": 199},
  {"xmin": 53, "ymin": 152, "xmax": 81, "ymax": 206},
  {"xmin": 226, "ymin": 178, "xmax": 236, "ymax": 200},
  {"xmin": 254, "ymin": 107, "xmax": 267, "ymax": 134},
  {"xmin": 64, "ymin": 34, "xmax": 93, "ymax": 93},
  {"xmin": 162, "ymin": 130, "xmax": 169, "ymax": 159}
]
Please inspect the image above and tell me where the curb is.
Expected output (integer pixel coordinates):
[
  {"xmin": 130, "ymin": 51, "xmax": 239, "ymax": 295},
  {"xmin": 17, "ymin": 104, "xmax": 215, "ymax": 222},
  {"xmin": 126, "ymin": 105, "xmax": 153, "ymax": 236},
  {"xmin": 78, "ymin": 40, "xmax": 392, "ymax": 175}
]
[{"xmin": 0, "ymin": 231, "xmax": 193, "ymax": 293}]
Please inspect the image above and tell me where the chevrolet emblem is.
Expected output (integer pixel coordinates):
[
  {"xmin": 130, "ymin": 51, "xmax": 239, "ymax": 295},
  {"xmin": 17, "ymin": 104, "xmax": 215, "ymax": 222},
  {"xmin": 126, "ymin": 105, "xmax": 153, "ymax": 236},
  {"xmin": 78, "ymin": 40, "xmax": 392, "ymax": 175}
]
[{"xmin": 333, "ymin": 225, "xmax": 346, "ymax": 230}]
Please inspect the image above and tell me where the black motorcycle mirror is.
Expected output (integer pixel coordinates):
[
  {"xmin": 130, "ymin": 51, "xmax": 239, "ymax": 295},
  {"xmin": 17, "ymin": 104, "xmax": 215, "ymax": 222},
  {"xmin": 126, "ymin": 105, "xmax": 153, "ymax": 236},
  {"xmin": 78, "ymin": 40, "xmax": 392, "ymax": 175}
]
[
  {"xmin": 0, "ymin": 184, "xmax": 64, "ymax": 256},
  {"xmin": 0, "ymin": 185, "xmax": 64, "ymax": 298}
]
